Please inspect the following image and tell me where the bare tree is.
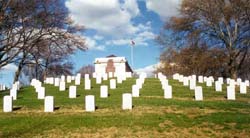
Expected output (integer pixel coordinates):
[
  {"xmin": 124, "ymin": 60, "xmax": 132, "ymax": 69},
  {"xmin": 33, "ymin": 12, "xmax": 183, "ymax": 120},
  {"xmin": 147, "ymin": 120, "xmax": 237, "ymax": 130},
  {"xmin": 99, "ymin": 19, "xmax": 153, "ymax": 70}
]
[
  {"xmin": 78, "ymin": 65, "xmax": 95, "ymax": 78},
  {"xmin": 0, "ymin": 0, "xmax": 87, "ymax": 82},
  {"xmin": 159, "ymin": 0, "xmax": 250, "ymax": 79}
]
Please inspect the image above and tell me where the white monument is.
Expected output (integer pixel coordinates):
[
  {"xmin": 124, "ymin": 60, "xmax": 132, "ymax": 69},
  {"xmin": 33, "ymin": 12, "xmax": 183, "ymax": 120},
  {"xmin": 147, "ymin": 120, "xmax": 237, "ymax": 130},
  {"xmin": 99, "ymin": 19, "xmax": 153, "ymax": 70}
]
[{"xmin": 94, "ymin": 55, "xmax": 133, "ymax": 78}]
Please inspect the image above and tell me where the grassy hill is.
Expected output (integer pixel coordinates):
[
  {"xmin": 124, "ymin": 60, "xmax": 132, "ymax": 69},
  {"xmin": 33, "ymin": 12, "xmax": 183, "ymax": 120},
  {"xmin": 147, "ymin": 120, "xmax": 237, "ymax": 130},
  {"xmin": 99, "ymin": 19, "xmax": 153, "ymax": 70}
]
[{"xmin": 0, "ymin": 78, "xmax": 250, "ymax": 137}]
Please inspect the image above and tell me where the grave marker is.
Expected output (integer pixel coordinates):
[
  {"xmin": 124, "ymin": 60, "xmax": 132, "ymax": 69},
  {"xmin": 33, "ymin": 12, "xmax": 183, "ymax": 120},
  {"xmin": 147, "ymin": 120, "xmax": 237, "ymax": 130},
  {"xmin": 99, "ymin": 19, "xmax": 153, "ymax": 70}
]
[
  {"xmin": 122, "ymin": 93, "xmax": 132, "ymax": 110},
  {"xmin": 69, "ymin": 86, "xmax": 77, "ymax": 98},
  {"xmin": 85, "ymin": 95, "xmax": 95, "ymax": 112},
  {"xmin": 3, "ymin": 96, "xmax": 12, "ymax": 112},
  {"xmin": 59, "ymin": 81, "xmax": 66, "ymax": 91},
  {"xmin": 132, "ymin": 85, "xmax": 140, "ymax": 97},
  {"xmin": 240, "ymin": 82, "xmax": 247, "ymax": 94},
  {"xmin": 227, "ymin": 86, "xmax": 235, "ymax": 100},
  {"xmin": 215, "ymin": 81, "xmax": 222, "ymax": 92},
  {"xmin": 44, "ymin": 96, "xmax": 54, "ymax": 112},
  {"xmin": 100, "ymin": 85, "xmax": 108, "ymax": 98},
  {"xmin": 164, "ymin": 85, "xmax": 172, "ymax": 99},
  {"xmin": 110, "ymin": 79, "xmax": 116, "ymax": 89},
  {"xmin": 38, "ymin": 87, "xmax": 45, "ymax": 99},
  {"xmin": 195, "ymin": 86, "xmax": 203, "ymax": 101}
]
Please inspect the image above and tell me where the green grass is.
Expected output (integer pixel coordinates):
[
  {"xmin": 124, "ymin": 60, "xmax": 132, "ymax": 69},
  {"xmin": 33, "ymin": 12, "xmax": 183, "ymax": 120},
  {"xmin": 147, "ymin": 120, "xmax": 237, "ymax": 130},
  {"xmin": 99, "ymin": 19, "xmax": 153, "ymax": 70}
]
[{"xmin": 0, "ymin": 78, "xmax": 250, "ymax": 137}]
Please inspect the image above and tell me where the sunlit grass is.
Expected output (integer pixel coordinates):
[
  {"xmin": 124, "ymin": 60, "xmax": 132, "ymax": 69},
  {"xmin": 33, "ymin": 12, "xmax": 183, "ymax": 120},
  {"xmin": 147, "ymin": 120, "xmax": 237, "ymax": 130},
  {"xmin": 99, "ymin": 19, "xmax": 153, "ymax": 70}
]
[{"xmin": 0, "ymin": 78, "xmax": 250, "ymax": 137}]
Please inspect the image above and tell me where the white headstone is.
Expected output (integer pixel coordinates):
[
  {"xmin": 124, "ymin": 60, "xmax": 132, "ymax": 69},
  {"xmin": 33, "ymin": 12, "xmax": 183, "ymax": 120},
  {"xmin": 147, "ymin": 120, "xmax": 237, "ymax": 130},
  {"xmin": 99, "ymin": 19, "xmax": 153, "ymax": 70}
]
[
  {"xmin": 10, "ymin": 88, "xmax": 17, "ymax": 100},
  {"xmin": 206, "ymin": 79, "xmax": 212, "ymax": 87},
  {"xmin": 226, "ymin": 78, "xmax": 231, "ymax": 84},
  {"xmin": 227, "ymin": 86, "xmax": 235, "ymax": 100},
  {"xmin": 100, "ymin": 85, "xmax": 108, "ymax": 98},
  {"xmin": 59, "ymin": 81, "xmax": 66, "ymax": 91},
  {"xmin": 117, "ymin": 76, "xmax": 123, "ymax": 84},
  {"xmin": 38, "ymin": 87, "xmax": 45, "ymax": 99},
  {"xmin": 229, "ymin": 79, "xmax": 236, "ymax": 87},
  {"xmin": 236, "ymin": 78, "xmax": 242, "ymax": 85},
  {"xmin": 69, "ymin": 86, "xmax": 77, "ymax": 98},
  {"xmin": 173, "ymin": 73, "xmax": 180, "ymax": 80},
  {"xmin": 108, "ymin": 72, "xmax": 113, "ymax": 78},
  {"xmin": 122, "ymin": 93, "xmax": 132, "ymax": 110},
  {"xmin": 110, "ymin": 79, "xmax": 116, "ymax": 89},
  {"xmin": 195, "ymin": 86, "xmax": 203, "ymax": 101},
  {"xmin": 218, "ymin": 77, "xmax": 224, "ymax": 84},
  {"xmin": 84, "ymin": 74, "xmax": 89, "ymax": 80},
  {"xmin": 183, "ymin": 77, "xmax": 189, "ymax": 86},
  {"xmin": 54, "ymin": 78, "xmax": 60, "ymax": 87},
  {"xmin": 75, "ymin": 76, "xmax": 81, "ymax": 85},
  {"xmin": 85, "ymin": 95, "xmax": 95, "ymax": 112},
  {"xmin": 3, "ymin": 96, "xmax": 12, "ymax": 112},
  {"xmin": 136, "ymin": 79, "xmax": 143, "ymax": 89},
  {"xmin": 240, "ymin": 82, "xmax": 247, "ymax": 94},
  {"xmin": 204, "ymin": 76, "xmax": 207, "ymax": 82},
  {"xmin": 215, "ymin": 81, "xmax": 222, "ymax": 92},
  {"xmin": 178, "ymin": 75, "xmax": 184, "ymax": 82},
  {"xmin": 44, "ymin": 96, "xmax": 54, "ymax": 112},
  {"xmin": 103, "ymin": 73, "xmax": 108, "ymax": 81},
  {"xmin": 189, "ymin": 78, "xmax": 196, "ymax": 90},
  {"xmin": 61, "ymin": 75, "xmax": 65, "ymax": 82},
  {"xmin": 96, "ymin": 76, "xmax": 102, "ymax": 84},
  {"xmin": 66, "ymin": 76, "xmax": 72, "ymax": 83},
  {"xmin": 85, "ymin": 79, "xmax": 91, "ymax": 90},
  {"xmin": 132, "ymin": 85, "xmax": 140, "ymax": 97},
  {"xmin": 245, "ymin": 80, "xmax": 250, "ymax": 87},
  {"xmin": 164, "ymin": 85, "xmax": 172, "ymax": 99},
  {"xmin": 126, "ymin": 72, "xmax": 132, "ymax": 78},
  {"xmin": 198, "ymin": 76, "xmax": 203, "ymax": 83}
]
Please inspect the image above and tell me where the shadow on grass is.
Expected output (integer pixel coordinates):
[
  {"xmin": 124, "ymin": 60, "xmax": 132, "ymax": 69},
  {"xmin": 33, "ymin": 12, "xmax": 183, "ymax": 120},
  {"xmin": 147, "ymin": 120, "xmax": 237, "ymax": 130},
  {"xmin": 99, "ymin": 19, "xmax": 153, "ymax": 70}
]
[
  {"xmin": 54, "ymin": 106, "xmax": 60, "ymax": 111},
  {"xmin": 13, "ymin": 106, "xmax": 22, "ymax": 111}
]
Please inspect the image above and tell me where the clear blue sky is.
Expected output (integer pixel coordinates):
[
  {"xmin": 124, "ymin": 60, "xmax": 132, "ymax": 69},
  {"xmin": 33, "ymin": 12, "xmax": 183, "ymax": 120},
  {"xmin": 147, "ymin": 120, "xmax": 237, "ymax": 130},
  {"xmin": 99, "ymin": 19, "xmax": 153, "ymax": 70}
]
[{"xmin": 0, "ymin": 0, "xmax": 182, "ymax": 87}]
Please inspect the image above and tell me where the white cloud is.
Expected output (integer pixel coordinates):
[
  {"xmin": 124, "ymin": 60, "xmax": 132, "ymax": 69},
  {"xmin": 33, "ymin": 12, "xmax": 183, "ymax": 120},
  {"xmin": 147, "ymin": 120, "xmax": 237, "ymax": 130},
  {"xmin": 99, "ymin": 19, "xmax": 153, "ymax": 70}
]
[
  {"xmin": 134, "ymin": 64, "xmax": 158, "ymax": 77},
  {"xmin": 105, "ymin": 22, "xmax": 156, "ymax": 46},
  {"xmin": 65, "ymin": 0, "xmax": 140, "ymax": 37},
  {"xmin": 85, "ymin": 37, "xmax": 105, "ymax": 51},
  {"xmin": 146, "ymin": 0, "xmax": 182, "ymax": 20},
  {"xmin": 66, "ymin": 0, "xmax": 157, "ymax": 48},
  {"xmin": 93, "ymin": 35, "xmax": 104, "ymax": 40}
]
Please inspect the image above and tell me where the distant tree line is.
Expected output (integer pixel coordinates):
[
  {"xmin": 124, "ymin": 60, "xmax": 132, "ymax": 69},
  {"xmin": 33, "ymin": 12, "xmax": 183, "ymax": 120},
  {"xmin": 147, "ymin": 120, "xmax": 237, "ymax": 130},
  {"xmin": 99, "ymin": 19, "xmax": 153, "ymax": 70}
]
[
  {"xmin": 0, "ymin": 0, "xmax": 87, "ymax": 83},
  {"xmin": 158, "ymin": 0, "xmax": 250, "ymax": 79}
]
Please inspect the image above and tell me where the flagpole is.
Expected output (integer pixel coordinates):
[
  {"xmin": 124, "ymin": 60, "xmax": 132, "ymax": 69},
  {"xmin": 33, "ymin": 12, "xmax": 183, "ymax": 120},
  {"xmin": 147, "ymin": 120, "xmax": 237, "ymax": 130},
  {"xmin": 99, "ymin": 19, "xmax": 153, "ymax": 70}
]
[
  {"xmin": 130, "ymin": 40, "xmax": 134, "ymax": 72},
  {"xmin": 131, "ymin": 44, "xmax": 134, "ymax": 70}
]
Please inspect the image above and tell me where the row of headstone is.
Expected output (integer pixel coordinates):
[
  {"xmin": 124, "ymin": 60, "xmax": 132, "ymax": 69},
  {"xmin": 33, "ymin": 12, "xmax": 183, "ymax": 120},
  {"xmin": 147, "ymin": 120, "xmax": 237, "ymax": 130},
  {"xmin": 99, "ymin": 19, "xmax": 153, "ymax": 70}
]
[
  {"xmin": 131, "ymin": 73, "xmax": 147, "ymax": 97},
  {"xmin": 158, "ymin": 73, "xmax": 172, "ymax": 99},
  {"xmin": 173, "ymin": 73, "xmax": 250, "ymax": 101},
  {"xmin": 3, "ymin": 81, "xmax": 20, "ymax": 112},
  {"xmin": 43, "ymin": 93, "xmax": 133, "ymax": 112}
]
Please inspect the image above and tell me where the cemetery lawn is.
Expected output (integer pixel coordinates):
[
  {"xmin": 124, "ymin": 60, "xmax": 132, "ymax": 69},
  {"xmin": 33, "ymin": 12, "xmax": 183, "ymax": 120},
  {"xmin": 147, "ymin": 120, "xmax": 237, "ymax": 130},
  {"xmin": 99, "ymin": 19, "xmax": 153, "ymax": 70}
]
[{"xmin": 1, "ymin": 78, "xmax": 250, "ymax": 138}]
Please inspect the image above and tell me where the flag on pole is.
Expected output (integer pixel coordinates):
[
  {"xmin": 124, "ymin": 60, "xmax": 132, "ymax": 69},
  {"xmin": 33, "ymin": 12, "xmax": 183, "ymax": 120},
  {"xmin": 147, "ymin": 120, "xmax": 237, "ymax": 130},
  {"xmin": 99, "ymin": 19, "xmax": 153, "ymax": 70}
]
[{"xmin": 131, "ymin": 40, "xmax": 135, "ymax": 46}]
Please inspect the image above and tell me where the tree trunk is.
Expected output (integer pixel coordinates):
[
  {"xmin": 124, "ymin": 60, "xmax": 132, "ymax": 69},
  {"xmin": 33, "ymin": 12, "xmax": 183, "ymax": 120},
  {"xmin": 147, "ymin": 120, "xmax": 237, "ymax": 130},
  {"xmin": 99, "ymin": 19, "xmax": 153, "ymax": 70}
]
[{"xmin": 13, "ymin": 64, "xmax": 23, "ymax": 83}]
